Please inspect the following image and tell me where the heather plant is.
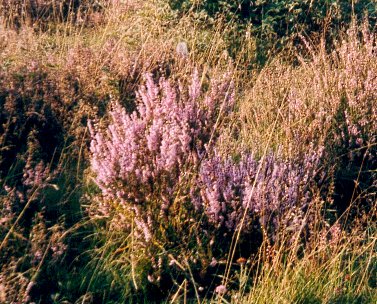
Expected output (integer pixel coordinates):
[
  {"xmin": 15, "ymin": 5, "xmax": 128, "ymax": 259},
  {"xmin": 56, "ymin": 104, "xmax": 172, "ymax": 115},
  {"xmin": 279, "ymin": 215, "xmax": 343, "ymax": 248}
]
[
  {"xmin": 0, "ymin": 51, "xmax": 107, "ymax": 303},
  {"xmin": 0, "ymin": 0, "xmax": 376, "ymax": 302},
  {"xmin": 0, "ymin": 3, "xmax": 213, "ymax": 297},
  {"xmin": 88, "ymin": 65, "xmax": 329, "ymax": 298},
  {"xmin": 325, "ymin": 22, "xmax": 377, "ymax": 216},
  {"xmin": 235, "ymin": 20, "xmax": 377, "ymax": 221},
  {"xmin": 88, "ymin": 68, "xmax": 235, "ymax": 297},
  {"xmin": 0, "ymin": 62, "xmax": 65, "ymax": 178},
  {"xmin": 89, "ymin": 69, "xmax": 235, "ymax": 208},
  {"xmin": 193, "ymin": 148, "xmax": 323, "ymax": 241},
  {"xmin": 0, "ymin": 158, "xmax": 70, "ymax": 302}
]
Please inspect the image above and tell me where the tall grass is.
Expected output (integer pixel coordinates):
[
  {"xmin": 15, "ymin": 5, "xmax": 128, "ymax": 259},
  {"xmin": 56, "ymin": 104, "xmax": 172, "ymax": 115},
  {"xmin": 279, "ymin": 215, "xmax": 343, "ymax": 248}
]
[{"xmin": 0, "ymin": 1, "xmax": 376, "ymax": 303}]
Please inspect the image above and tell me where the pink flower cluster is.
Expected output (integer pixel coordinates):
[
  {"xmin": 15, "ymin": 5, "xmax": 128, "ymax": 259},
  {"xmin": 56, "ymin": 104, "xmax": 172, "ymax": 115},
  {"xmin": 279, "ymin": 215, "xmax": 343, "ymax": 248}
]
[
  {"xmin": 192, "ymin": 153, "xmax": 257, "ymax": 230},
  {"xmin": 89, "ymin": 69, "xmax": 234, "ymax": 214},
  {"xmin": 193, "ymin": 148, "xmax": 323, "ymax": 232}
]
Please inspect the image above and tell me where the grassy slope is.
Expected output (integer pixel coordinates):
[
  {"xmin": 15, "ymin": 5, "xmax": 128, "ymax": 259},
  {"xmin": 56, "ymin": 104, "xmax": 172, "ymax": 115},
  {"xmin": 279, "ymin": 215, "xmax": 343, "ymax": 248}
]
[{"xmin": 0, "ymin": 1, "xmax": 376, "ymax": 303}]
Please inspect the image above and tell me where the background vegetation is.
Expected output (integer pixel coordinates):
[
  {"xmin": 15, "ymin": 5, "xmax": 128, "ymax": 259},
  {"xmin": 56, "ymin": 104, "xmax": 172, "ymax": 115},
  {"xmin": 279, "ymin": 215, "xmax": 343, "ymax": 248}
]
[{"xmin": 0, "ymin": 0, "xmax": 376, "ymax": 303}]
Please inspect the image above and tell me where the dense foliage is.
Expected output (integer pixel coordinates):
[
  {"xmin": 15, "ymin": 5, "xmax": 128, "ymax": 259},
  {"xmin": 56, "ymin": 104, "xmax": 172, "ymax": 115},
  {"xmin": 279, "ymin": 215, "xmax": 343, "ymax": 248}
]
[{"xmin": 170, "ymin": 0, "xmax": 377, "ymax": 60}]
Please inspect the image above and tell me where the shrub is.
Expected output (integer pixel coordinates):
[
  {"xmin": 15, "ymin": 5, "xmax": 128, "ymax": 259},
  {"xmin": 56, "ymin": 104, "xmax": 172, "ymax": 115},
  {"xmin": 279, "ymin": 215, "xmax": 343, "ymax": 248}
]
[
  {"xmin": 0, "ymin": 51, "xmax": 112, "ymax": 302},
  {"xmin": 0, "ymin": 32, "xmax": 192, "ymax": 301},
  {"xmin": 89, "ymin": 68, "xmax": 234, "ymax": 237},
  {"xmin": 326, "ymin": 22, "xmax": 377, "ymax": 215},
  {"xmin": 193, "ymin": 149, "xmax": 323, "ymax": 237},
  {"xmin": 0, "ymin": 61, "xmax": 76, "ymax": 303},
  {"xmin": 88, "ymin": 68, "xmax": 325, "ymax": 298},
  {"xmin": 0, "ymin": 63, "xmax": 65, "ymax": 178},
  {"xmin": 236, "ymin": 20, "xmax": 377, "ymax": 222},
  {"xmin": 89, "ymin": 68, "xmax": 235, "ymax": 297}
]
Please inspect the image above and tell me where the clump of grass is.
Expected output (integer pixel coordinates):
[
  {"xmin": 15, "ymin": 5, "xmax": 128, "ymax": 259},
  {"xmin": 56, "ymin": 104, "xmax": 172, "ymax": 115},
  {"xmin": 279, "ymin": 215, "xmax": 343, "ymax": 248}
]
[{"xmin": 219, "ymin": 217, "xmax": 376, "ymax": 304}]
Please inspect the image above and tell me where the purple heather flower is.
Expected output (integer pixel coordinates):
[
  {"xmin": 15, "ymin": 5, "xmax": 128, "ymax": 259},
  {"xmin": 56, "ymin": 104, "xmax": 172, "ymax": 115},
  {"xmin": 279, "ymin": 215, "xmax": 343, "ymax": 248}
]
[
  {"xmin": 215, "ymin": 284, "xmax": 227, "ymax": 295},
  {"xmin": 89, "ymin": 68, "xmax": 235, "ymax": 242},
  {"xmin": 192, "ymin": 148, "xmax": 322, "ymax": 233}
]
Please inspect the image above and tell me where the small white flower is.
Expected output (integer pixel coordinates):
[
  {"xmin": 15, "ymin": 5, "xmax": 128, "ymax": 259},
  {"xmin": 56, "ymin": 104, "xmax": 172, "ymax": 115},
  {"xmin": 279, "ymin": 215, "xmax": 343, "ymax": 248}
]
[{"xmin": 176, "ymin": 42, "xmax": 188, "ymax": 58}]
